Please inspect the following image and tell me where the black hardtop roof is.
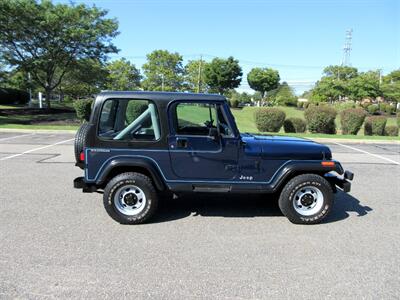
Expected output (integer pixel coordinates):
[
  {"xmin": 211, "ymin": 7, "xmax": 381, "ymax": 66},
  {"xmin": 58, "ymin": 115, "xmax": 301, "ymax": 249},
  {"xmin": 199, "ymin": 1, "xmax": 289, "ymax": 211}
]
[{"xmin": 98, "ymin": 91, "xmax": 226, "ymax": 102}]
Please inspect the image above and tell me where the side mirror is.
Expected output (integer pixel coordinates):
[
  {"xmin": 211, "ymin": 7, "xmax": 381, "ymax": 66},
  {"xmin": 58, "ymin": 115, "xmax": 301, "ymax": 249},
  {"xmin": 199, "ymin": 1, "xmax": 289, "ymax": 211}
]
[{"xmin": 208, "ymin": 127, "xmax": 220, "ymax": 141}]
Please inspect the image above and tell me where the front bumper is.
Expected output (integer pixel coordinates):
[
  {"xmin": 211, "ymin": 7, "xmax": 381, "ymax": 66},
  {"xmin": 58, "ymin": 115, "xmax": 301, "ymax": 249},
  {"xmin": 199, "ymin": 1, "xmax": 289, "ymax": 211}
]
[
  {"xmin": 73, "ymin": 176, "xmax": 97, "ymax": 193},
  {"xmin": 325, "ymin": 170, "xmax": 354, "ymax": 193}
]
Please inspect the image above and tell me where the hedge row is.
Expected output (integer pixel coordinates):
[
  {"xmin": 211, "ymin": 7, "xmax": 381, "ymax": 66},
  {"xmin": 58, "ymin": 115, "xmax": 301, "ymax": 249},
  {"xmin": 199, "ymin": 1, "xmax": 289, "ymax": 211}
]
[
  {"xmin": 0, "ymin": 88, "xmax": 30, "ymax": 105},
  {"xmin": 254, "ymin": 106, "xmax": 399, "ymax": 136}
]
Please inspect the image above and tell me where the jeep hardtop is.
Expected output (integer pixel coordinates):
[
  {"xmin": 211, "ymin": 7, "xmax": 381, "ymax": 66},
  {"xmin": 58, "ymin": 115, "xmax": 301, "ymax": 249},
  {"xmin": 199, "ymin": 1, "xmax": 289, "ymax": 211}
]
[{"xmin": 73, "ymin": 91, "xmax": 353, "ymax": 224}]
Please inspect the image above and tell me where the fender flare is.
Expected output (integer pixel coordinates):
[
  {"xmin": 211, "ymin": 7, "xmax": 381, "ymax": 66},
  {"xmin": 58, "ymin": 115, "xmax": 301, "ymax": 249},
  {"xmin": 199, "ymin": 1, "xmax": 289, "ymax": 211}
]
[
  {"xmin": 269, "ymin": 160, "xmax": 344, "ymax": 192},
  {"xmin": 95, "ymin": 156, "xmax": 165, "ymax": 191}
]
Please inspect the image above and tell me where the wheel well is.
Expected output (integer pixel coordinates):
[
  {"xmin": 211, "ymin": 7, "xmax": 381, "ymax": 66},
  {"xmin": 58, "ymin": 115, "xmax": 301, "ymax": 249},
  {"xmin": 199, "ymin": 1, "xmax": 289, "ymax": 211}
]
[
  {"xmin": 275, "ymin": 171, "xmax": 327, "ymax": 194},
  {"xmin": 100, "ymin": 166, "xmax": 164, "ymax": 191}
]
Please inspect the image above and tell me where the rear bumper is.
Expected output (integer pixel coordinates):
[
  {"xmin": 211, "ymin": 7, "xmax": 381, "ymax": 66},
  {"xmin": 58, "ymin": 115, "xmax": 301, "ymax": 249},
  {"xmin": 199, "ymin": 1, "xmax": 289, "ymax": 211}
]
[
  {"xmin": 325, "ymin": 170, "xmax": 354, "ymax": 193},
  {"xmin": 73, "ymin": 177, "xmax": 97, "ymax": 193}
]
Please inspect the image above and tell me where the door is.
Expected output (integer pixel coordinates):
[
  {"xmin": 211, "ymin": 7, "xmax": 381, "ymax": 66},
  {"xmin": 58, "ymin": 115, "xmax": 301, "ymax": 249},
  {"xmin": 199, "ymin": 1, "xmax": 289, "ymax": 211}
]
[{"xmin": 168, "ymin": 101, "xmax": 239, "ymax": 180}]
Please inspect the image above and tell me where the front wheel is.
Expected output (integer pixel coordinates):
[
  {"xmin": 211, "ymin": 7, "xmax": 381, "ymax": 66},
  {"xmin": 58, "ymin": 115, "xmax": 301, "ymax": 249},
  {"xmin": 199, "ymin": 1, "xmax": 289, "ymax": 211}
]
[
  {"xmin": 103, "ymin": 172, "xmax": 158, "ymax": 224},
  {"xmin": 279, "ymin": 174, "xmax": 333, "ymax": 224}
]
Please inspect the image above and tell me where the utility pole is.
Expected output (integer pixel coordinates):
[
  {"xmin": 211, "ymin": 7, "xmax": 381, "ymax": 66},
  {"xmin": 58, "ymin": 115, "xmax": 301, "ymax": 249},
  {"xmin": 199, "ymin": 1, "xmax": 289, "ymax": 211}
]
[
  {"xmin": 197, "ymin": 55, "xmax": 203, "ymax": 93},
  {"xmin": 161, "ymin": 74, "xmax": 164, "ymax": 91},
  {"xmin": 378, "ymin": 69, "xmax": 382, "ymax": 85},
  {"xmin": 341, "ymin": 29, "xmax": 353, "ymax": 66}
]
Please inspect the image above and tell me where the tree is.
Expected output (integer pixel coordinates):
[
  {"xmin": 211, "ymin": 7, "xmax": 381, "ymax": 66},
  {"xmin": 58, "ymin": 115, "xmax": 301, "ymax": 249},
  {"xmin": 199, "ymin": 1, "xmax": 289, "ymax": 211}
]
[
  {"xmin": 0, "ymin": 0, "xmax": 119, "ymax": 108},
  {"xmin": 247, "ymin": 67, "xmax": 280, "ymax": 98},
  {"xmin": 270, "ymin": 82, "xmax": 297, "ymax": 106},
  {"xmin": 142, "ymin": 50, "xmax": 184, "ymax": 91},
  {"xmin": 204, "ymin": 56, "xmax": 242, "ymax": 94},
  {"xmin": 347, "ymin": 71, "xmax": 381, "ymax": 101},
  {"xmin": 310, "ymin": 76, "xmax": 346, "ymax": 103},
  {"xmin": 105, "ymin": 58, "xmax": 141, "ymax": 91},
  {"xmin": 184, "ymin": 59, "xmax": 209, "ymax": 93},
  {"xmin": 323, "ymin": 65, "xmax": 358, "ymax": 80},
  {"xmin": 381, "ymin": 69, "xmax": 400, "ymax": 104},
  {"xmin": 59, "ymin": 59, "xmax": 108, "ymax": 100},
  {"xmin": 383, "ymin": 69, "xmax": 400, "ymax": 83}
]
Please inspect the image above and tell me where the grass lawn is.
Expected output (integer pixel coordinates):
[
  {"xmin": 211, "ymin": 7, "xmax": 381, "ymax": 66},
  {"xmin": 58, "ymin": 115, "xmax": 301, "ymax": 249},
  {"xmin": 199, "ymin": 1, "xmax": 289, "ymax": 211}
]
[
  {"xmin": 231, "ymin": 106, "xmax": 399, "ymax": 139},
  {"xmin": 0, "ymin": 103, "xmax": 80, "ymax": 130}
]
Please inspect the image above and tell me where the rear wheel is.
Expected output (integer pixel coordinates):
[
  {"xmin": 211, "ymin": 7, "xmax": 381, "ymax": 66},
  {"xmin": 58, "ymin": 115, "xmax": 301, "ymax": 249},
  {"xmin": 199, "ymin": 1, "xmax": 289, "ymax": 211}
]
[
  {"xmin": 279, "ymin": 174, "xmax": 333, "ymax": 224},
  {"xmin": 103, "ymin": 172, "xmax": 158, "ymax": 224}
]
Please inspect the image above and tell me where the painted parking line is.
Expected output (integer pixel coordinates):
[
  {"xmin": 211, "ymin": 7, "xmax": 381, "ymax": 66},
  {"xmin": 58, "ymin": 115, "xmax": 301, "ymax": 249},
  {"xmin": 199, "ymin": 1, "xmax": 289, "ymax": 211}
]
[
  {"xmin": 0, "ymin": 133, "xmax": 34, "ymax": 141},
  {"xmin": 0, "ymin": 138, "xmax": 74, "ymax": 161},
  {"xmin": 333, "ymin": 142, "xmax": 400, "ymax": 165}
]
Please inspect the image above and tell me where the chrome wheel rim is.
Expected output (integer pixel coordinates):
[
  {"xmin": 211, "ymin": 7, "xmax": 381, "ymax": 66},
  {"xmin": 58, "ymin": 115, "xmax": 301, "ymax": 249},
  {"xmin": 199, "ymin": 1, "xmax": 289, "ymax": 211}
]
[
  {"xmin": 293, "ymin": 186, "xmax": 324, "ymax": 216},
  {"xmin": 114, "ymin": 185, "xmax": 146, "ymax": 216}
]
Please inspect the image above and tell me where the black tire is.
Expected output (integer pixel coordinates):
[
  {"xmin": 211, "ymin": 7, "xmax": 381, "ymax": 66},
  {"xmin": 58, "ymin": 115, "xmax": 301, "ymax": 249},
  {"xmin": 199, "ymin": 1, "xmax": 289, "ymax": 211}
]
[
  {"xmin": 103, "ymin": 172, "xmax": 158, "ymax": 224},
  {"xmin": 278, "ymin": 174, "xmax": 333, "ymax": 224},
  {"xmin": 74, "ymin": 123, "xmax": 90, "ymax": 163}
]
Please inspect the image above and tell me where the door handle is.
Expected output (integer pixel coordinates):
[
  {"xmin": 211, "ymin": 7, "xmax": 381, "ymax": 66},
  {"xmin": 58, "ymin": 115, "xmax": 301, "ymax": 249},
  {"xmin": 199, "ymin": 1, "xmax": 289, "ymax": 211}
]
[{"xmin": 176, "ymin": 138, "xmax": 188, "ymax": 148}]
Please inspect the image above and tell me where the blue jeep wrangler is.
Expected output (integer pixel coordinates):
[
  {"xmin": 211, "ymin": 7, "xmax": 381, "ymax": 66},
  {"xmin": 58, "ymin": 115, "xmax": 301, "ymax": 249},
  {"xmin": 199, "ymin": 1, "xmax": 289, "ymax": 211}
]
[{"xmin": 74, "ymin": 91, "xmax": 353, "ymax": 225}]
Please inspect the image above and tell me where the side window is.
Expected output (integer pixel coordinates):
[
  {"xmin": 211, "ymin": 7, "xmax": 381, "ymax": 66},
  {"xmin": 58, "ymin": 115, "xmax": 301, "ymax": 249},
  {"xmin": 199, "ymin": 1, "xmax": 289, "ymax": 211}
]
[
  {"xmin": 98, "ymin": 99, "xmax": 161, "ymax": 141},
  {"xmin": 176, "ymin": 103, "xmax": 217, "ymax": 136},
  {"xmin": 216, "ymin": 105, "xmax": 234, "ymax": 137}
]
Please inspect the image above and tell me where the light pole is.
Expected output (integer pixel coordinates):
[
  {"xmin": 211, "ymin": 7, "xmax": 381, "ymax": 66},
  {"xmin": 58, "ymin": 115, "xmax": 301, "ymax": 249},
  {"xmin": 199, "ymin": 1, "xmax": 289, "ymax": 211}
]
[{"xmin": 28, "ymin": 72, "xmax": 32, "ymax": 107}]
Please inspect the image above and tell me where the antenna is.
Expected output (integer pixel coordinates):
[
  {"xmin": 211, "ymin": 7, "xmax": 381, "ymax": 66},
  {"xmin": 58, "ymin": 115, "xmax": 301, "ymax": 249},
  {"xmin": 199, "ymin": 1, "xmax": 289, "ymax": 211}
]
[{"xmin": 341, "ymin": 29, "xmax": 353, "ymax": 66}]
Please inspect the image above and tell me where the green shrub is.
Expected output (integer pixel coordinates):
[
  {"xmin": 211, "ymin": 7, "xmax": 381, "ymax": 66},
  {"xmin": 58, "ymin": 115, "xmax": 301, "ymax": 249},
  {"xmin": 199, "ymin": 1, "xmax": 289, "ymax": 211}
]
[
  {"xmin": 379, "ymin": 103, "xmax": 395, "ymax": 115},
  {"xmin": 0, "ymin": 88, "xmax": 29, "ymax": 105},
  {"xmin": 229, "ymin": 98, "xmax": 239, "ymax": 108},
  {"xmin": 364, "ymin": 116, "xmax": 387, "ymax": 136},
  {"xmin": 334, "ymin": 101, "xmax": 356, "ymax": 111},
  {"xmin": 297, "ymin": 101, "xmax": 303, "ymax": 109},
  {"xmin": 283, "ymin": 117, "xmax": 307, "ymax": 133},
  {"xmin": 367, "ymin": 104, "xmax": 379, "ymax": 115},
  {"xmin": 73, "ymin": 99, "xmax": 93, "ymax": 122},
  {"xmin": 385, "ymin": 125, "xmax": 399, "ymax": 136},
  {"xmin": 340, "ymin": 108, "xmax": 367, "ymax": 135},
  {"xmin": 304, "ymin": 106, "xmax": 337, "ymax": 134},
  {"xmin": 254, "ymin": 108, "xmax": 286, "ymax": 132},
  {"xmin": 126, "ymin": 100, "xmax": 148, "ymax": 123}
]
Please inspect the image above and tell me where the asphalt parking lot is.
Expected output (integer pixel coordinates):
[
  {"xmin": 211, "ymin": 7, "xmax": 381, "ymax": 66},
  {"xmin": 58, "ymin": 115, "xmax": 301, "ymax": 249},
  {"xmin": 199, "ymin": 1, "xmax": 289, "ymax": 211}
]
[{"xmin": 0, "ymin": 131, "xmax": 399, "ymax": 299}]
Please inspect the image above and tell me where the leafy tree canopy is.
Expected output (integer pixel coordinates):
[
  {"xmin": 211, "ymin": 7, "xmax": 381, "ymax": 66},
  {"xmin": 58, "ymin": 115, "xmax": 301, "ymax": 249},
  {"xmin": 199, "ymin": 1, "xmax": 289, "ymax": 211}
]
[
  {"xmin": 142, "ymin": 50, "xmax": 184, "ymax": 91},
  {"xmin": 204, "ymin": 56, "xmax": 242, "ymax": 95},
  {"xmin": 184, "ymin": 59, "xmax": 209, "ymax": 93},
  {"xmin": 59, "ymin": 59, "xmax": 108, "ymax": 99},
  {"xmin": 323, "ymin": 65, "xmax": 358, "ymax": 80},
  {"xmin": 247, "ymin": 67, "xmax": 280, "ymax": 97},
  {"xmin": 0, "ymin": 0, "xmax": 119, "ymax": 107},
  {"xmin": 310, "ymin": 76, "xmax": 347, "ymax": 102},
  {"xmin": 347, "ymin": 71, "xmax": 381, "ymax": 101},
  {"xmin": 269, "ymin": 82, "xmax": 297, "ymax": 106},
  {"xmin": 105, "ymin": 58, "xmax": 141, "ymax": 91}
]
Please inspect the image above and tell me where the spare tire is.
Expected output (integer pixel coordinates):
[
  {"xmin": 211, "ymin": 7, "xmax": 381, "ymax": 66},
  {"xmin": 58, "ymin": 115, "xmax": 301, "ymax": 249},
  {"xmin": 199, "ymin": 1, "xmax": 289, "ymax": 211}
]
[{"xmin": 74, "ymin": 123, "xmax": 90, "ymax": 163}]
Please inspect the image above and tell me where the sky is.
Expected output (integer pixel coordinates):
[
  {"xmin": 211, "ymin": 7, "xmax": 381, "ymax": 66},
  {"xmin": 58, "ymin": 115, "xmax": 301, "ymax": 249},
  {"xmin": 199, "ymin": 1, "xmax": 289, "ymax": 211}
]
[{"xmin": 59, "ymin": 0, "xmax": 399, "ymax": 94}]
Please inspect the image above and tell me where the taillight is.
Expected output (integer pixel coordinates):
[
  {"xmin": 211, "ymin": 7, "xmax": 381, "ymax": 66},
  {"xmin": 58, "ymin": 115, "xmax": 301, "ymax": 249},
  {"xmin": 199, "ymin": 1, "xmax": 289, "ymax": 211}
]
[{"xmin": 80, "ymin": 151, "xmax": 85, "ymax": 162}]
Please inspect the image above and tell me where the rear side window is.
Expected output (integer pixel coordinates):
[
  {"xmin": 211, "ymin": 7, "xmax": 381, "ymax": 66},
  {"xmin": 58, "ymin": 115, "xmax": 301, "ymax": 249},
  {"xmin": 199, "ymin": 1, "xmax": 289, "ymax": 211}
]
[{"xmin": 98, "ymin": 99, "xmax": 161, "ymax": 141}]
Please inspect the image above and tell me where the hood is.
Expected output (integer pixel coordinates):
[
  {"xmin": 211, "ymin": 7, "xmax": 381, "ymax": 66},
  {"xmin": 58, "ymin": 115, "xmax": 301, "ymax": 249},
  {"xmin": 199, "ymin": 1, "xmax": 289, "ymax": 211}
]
[{"xmin": 241, "ymin": 133, "xmax": 332, "ymax": 160}]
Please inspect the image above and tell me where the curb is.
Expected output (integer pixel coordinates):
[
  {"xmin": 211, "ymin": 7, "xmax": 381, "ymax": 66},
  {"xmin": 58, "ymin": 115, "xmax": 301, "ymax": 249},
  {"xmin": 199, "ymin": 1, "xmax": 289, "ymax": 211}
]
[
  {"xmin": 309, "ymin": 138, "xmax": 400, "ymax": 145},
  {"xmin": 0, "ymin": 128, "xmax": 77, "ymax": 134}
]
